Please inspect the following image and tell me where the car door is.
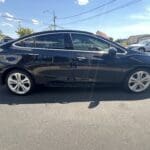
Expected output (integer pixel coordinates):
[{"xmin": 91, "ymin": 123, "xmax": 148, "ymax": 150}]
[
  {"xmin": 15, "ymin": 33, "xmax": 74, "ymax": 84},
  {"xmin": 70, "ymin": 33, "xmax": 127, "ymax": 83}
]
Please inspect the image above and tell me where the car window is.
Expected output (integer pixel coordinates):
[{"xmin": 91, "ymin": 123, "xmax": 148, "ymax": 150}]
[
  {"xmin": 34, "ymin": 33, "xmax": 65, "ymax": 49},
  {"xmin": 15, "ymin": 37, "xmax": 35, "ymax": 47},
  {"xmin": 147, "ymin": 42, "xmax": 150, "ymax": 46},
  {"xmin": 15, "ymin": 33, "xmax": 65, "ymax": 49},
  {"xmin": 71, "ymin": 33, "xmax": 110, "ymax": 52}
]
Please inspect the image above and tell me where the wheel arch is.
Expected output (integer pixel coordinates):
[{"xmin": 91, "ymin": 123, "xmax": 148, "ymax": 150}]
[
  {"xmin": 1, "ymin": 67, "xmax": 35, "ymax": 85},
  {"xmin": 123, "ymin": 66, "xmax": 150, "ymax": 82},
  {"xmin": 138, "ymin": 47, "xmax": 145, "ymax": 51}
]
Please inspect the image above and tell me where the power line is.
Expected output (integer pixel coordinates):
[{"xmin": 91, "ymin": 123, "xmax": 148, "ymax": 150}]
[
  {"xmin": 62, "ymin": 0, "xmax": 142, "ymax": 25},
  {"xmin": 43, "ymin": 10, "xmax": 57, "ymax": 30},
  {"xmin": 58, "ymin": 0, "xmax": 117, "ymax": 19}
]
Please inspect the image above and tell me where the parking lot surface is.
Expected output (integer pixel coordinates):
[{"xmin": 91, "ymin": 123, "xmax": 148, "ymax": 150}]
[{"xmin": 0, "ymin": 86, "xmax": 150, "ymax": 150}]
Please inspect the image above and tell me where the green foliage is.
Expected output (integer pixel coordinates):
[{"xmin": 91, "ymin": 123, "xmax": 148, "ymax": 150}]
[
  {"xmin": 0, "ymin": 30, "xmax": 4, "ymax": 40},
  {"xmin": 115, "ymin": 39, "xmax": 128, "ymax": 47},
  {"xmin": 16, "ymin": 27, "xmax": 34, "ymax": 37},
  {"xmin": 109, "ymin": 37, "xmax": 114, "ymax": 41}
]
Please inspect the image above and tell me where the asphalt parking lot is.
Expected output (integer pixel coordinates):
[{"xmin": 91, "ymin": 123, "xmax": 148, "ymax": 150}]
[{"xmin": 0, "ymin": 86, "xmax": 150, "ymax": 150}]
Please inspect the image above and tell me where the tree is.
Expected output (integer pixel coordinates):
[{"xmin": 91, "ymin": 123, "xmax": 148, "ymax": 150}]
[
  {"xmin": 109, "ymin": 37, "xmax": 114, "ymax": 41},
  {"xmin": 16, "ymin": 27, "xmax": 34, "ymax": 37},
  {"xmin": 0, "ymin": 30, "xmax": 4, "ymax": 40}
]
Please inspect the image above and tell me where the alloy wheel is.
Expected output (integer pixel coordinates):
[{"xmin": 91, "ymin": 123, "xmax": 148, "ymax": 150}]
[
  {"xmin": 128, "ymin": 71, "xmax": 150, "ymax": 92},
  {"xmin": 7, "ymin": 72, "xmax": 31, "ymax": 95}
]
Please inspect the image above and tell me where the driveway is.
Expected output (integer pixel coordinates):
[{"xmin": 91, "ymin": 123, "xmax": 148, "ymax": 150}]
[{"xmin": 0, "ymin": 86, "xmax": 150, "ymax": 150}]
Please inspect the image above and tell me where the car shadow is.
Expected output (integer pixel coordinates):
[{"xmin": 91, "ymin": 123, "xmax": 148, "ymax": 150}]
[{"xmin": 0, "ymin": 86, "xmax": 150, "ymax": 109}]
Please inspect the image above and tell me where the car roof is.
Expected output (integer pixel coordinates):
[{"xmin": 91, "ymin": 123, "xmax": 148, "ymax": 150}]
[
  {"xmin": 18, "ymin": 30, "xmax": 94, "ymax": 40},
  {"xmin": 0, "ymin": 30, "xmax": 95, "ymax": 47},
  {"xmin": 0, "ymin": 29, "xmax": 128, "ymax": 53}
]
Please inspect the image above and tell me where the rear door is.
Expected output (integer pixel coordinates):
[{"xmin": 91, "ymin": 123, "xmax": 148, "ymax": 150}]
[{"xmin": 14, "ymin": 33, "xmax": 74, "ymax": 84}]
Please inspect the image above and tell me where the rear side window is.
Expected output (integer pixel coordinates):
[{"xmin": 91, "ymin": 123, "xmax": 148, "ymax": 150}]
[
  {"xmin": 15, "ymin": 37, "xmax": 35, "ymax": 47},
  {"xmin": 14, "ymin": 33, "xmax": 65, "ymax": 49},
  {"xmin": 35, "ymin": 34, "xmax": 65, "ymax": 49}
]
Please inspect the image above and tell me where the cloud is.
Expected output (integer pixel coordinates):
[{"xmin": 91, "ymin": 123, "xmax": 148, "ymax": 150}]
[
  {"xmin": 102, "ymin": 22, "xmax": 150, "ymax": 39},
  {"xmin": 32, "ymin": 19, "xmax": 40, "ymax": 25},
  {"xmin": 2, "ymin": 12, "xmax": 14, "ymax": 21},
  {"xmin": 75, "ymin": 0, "xmax": 89, "ymax": 5},
  {"xmin": 130, "ymin": 14, "xmax": 150, "ymax": 20},
  {"xmin": 0, "ymin": 0, "xmax": 5, "ymax": 3},
  {"xmin": 130, "ymin": 6, "xmax": 150, "ymax": 21},
  {"xmin": 99, "ymin": 6, "xmax": 150, "ymax": 39},
  {"xmin": 0, "ymin": 12, "xmax": 22, "ymax": 22},
  {"xmin": 146, "ymin": 6, "xmax": 150, "ymax": 12},
  {"xmin": 1, "ymin": 22, "xmax": 13, "ymax": 27}
]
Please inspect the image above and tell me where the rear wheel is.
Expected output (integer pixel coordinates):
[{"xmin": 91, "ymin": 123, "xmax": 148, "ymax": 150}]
[
  {"xmin": 124, "ymin": 69, "xmax": 150, "ymax": 93},
  {"xmin": 6, "ymin": 70, "xmax": 34, "ymax": 95}
]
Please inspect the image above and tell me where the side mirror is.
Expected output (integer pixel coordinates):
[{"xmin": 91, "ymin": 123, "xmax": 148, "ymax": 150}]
[{"xmin": 108, "ymin": 47, "xmax": 117, "ymax": 57}]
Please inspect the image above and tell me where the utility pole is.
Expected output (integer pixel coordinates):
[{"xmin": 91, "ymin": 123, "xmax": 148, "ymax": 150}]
[
  {"xmin": 43, "ymin": 9, "xmax": 62, "ymax": 30},
  {"xmin": 53, "ymin": 10, "xmax": 57, "ymax": 30}
]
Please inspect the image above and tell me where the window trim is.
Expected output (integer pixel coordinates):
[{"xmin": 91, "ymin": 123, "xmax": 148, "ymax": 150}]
[
  {"xmin": 70, "ymin": 33, "xmax": 111, "ymax": 52},
  {"xmin": 13, "ymin": 32, "xmax": 67, "ymax": 50},
  {"xmin": 12, "ymin": 32, "xmax": 127, "ymax": 55},
  {"xmin": 70, "ymin": 33, "xmax": 127, "ymax": 55}
]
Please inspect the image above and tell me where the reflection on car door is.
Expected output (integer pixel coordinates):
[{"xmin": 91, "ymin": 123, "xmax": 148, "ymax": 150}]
[
  {"xmin": 146, "ymin": 42, "xmax": 150, "ymax": 51},
  {"xmin": 31, "ymin": 33, "xmax": 74, "ymax": 84},
  {"xmin": 70, "ymin": 33, "xmax": 126, "ymax": 83}
]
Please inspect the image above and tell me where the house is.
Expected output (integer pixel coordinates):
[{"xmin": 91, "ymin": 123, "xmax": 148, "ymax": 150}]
[
  {"xmin": 96, "ymin": 30, "xmax": 110, "ymax": 39},
  {"xmin": 127, "ymin": 34, "xmax": 150, "ymax": 45}
]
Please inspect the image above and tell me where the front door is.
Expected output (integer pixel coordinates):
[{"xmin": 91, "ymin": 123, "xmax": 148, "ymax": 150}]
[{"xmin": 70, "ymin": 33, "xmax": 126, "ymax": 83}]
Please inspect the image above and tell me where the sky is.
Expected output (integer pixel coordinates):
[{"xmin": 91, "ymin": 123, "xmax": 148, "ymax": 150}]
[{"xmin": 0, "ymin": 0, "xmax": 150, "ymax": 39}]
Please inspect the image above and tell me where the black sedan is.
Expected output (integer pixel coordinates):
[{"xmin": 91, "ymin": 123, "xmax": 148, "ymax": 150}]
[{"xmin": 0, "ymin": 30, "xmax": 150, "ymax": 95}]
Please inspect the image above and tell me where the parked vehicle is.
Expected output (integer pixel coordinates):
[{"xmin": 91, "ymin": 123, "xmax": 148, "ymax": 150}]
[
  {"xmin": 0, "ymin": 36, "xmax": 13, "ymax": 45},
  {"xmin": 128, "ymin": 40, "xmax": 150, "ymax": 52},
  {"xmin": 0, "ymin": 30, "xmax": 150, "ymax": 95}
]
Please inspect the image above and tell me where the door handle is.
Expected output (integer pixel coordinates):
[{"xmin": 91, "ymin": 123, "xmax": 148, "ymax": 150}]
[
  {"xmin": 93, "ymin": 55, "xmax": 104, "ymax": 60},
  {"xmin": 76, "ymin": 56, "xmax": 87, "ymax": 61}
]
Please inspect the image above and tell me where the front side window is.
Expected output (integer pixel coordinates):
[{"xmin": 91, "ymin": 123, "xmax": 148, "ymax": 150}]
[
  {"xmin": 15, "ymin": 33, "xmax": 65, "ymax": 50},
  {"xmin": 71, "ymin": 33, "xmax": 110, "ymax": 52}
]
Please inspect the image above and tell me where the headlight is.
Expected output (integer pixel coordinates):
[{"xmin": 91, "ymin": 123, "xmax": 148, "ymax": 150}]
[{"xmin": 128, "ymin": 47, "xmax": 138, "ymax": 51}]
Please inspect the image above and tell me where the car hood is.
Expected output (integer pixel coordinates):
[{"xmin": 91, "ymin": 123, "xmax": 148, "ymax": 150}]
[
  {"xmin": 129, "ymin": 43, "xmax": 144, "ymax": 47},
  {"xmin": 127, "ymin": 49, "xmax": 150, "ymax": 66}
]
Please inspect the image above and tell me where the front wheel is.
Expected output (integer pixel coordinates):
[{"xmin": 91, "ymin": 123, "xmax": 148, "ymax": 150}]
[
  {"xmin": 124, "ymin": 69, "xmax": 150, "ymax": 93},
  {"xmin": 6, "ymin": 70, "xmax": 34, "ymax": 95},
  {"xmin": 138, "ymin": 47, "xmax": 145, "ymax": 52}
]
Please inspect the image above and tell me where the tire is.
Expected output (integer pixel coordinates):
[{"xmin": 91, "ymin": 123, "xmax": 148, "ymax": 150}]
[
  {"xmin": 138, "ymin": 47, "xmax": 145, "ymax": 52},
  {"xmin": 124, "ymin": 69, "xmax": 150, "ymax": 93},
  {"xmin": 6, "ymin": 70, "xmax": 34, "ymax": 95}
]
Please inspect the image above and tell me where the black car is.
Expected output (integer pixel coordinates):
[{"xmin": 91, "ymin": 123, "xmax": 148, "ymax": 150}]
[
  {"xmin": 0, "ymin": 30, "xmax": 150, "ymax": 95},
  {"xmin": 0, "ymin": 36, "xmax": 13, "ymax": 45}
]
